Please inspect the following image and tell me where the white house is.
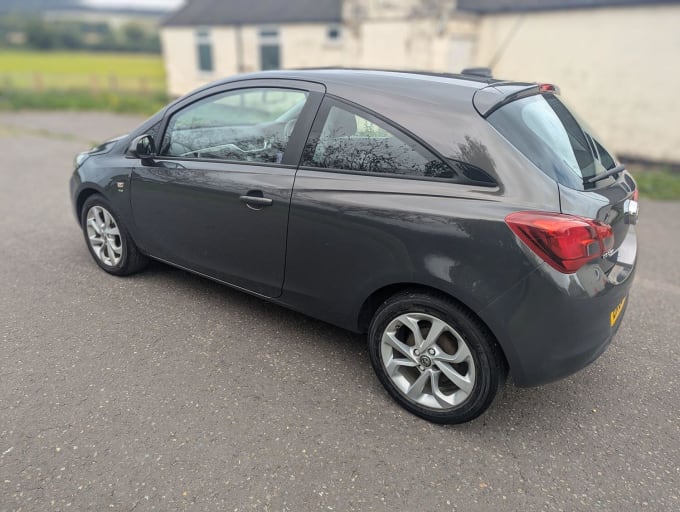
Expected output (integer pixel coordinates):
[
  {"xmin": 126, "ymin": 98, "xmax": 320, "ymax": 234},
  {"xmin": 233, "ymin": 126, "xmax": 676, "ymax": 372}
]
[
  {"xmin": 161, "ymin": 0, "xmax": 478, "ymax": 95},
  {"xmin": 161, "ymin": 0, "xmax": 680, "ymax": 163}
]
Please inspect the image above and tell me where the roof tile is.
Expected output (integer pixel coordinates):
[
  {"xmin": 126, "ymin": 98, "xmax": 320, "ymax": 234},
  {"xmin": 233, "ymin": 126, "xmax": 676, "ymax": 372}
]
[
  {"xmin": 457, "ymin": 0, "xmax": 680, "ymax": 13},
  {"xmin": 163, "ymin": 0, "xmax": 341, "ymax": 26}
]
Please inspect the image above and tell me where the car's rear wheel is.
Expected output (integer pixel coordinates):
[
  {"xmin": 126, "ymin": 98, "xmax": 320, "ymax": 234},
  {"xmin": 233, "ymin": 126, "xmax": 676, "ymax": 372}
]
[
  {"xmin": 80, "ymin": 194, "xmax": 147, "ymax": 276},
  {"xmin": 368, "ymin": 291, "xmax": 507, "ymax": 424}
]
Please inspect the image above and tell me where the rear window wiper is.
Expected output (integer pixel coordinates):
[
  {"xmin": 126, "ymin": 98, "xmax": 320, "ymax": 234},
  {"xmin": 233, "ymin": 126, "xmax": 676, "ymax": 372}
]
[{"xmin": 583, "ymin": 163, "xmax": 626, "ymax": 184}]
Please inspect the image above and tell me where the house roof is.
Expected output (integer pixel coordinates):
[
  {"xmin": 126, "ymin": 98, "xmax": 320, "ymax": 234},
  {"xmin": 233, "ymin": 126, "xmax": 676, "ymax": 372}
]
[
  {"xmin": 457, "ymin": 0, "xmax": 680, "ymax": 13},
  {"xmin": 162, "ymin": 0, "xmax": 342, "ymax": 27}
]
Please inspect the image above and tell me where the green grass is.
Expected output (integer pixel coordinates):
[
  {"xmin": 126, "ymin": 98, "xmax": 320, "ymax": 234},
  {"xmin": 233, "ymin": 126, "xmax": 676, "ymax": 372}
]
[
  {"xmin": 630, "ymin": 169, "xmax": 680, "ymax": 201},
  {"xmin": 0, "ymin": 50, "xmax": 165, "ymax": 92},
  {"xmin": 0, "ymin": 50, "xmax": 167, "ymax": 114}
]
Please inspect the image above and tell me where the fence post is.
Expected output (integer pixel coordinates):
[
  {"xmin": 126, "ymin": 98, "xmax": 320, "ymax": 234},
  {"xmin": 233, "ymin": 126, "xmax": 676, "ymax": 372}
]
[
  {"xmin": 90, "ymin": 74, "xmax": 100, "ymax": 94},
  {"xmin": 33, "ymin": 73, "xmax": 44, "ymax": 91},
  {"xmin": 138, "ymin": 77, "xmax": 148, "ymax": 95},
  {"xmin": 108, "ymin": 74, "xmax": 119, "ymax": 93}
]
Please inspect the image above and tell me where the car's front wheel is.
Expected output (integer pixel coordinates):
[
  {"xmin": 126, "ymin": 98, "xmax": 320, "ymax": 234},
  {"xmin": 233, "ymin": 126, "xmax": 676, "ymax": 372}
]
[
  {"xmin": 368, "ymin": 291, "xmax": 507, "ymax": 424},
  {"xmin": 80, "ymin": 194, "xmax": 147, "ymax": 276}
]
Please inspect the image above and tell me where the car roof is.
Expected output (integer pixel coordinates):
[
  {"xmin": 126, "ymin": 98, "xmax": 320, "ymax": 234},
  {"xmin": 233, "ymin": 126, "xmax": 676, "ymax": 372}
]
[
  {"xmin": 183, "ymin": 68, "xmax": 508, "ymax": 126},
  {"xmin": 211, "ymin": 68, "xmax": 502, "ymax": 96}
]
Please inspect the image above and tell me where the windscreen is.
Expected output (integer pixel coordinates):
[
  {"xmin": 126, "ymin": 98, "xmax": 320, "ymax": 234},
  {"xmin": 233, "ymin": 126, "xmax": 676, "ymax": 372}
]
[{"xmin": 488, "ymin": 94, "xmax": 617, "ymax": 189}]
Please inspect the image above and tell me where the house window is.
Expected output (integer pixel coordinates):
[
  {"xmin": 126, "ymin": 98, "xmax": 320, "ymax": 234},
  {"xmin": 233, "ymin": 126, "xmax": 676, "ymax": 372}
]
[
  {"xmin": 327, "ymin": 24, "xmax": 342, "ymax": 41},
  {"xmin": 196, "ymin": 28, "xmax": 213, "ymax": 73},
  {"xmin": 259, "ymin": 26, "xmax": 280, "ymax": 71}
]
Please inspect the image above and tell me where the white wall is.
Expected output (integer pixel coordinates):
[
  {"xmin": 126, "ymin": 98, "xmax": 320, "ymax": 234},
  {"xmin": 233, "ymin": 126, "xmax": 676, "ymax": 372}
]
[
  {"xmin": 161, "ymin": 15, "xmax": 477, "ymax": 96},
  {"xmin": 161, "ymin": 24, "xmax": 348, "ymax": 96},
  {"xmin": 349, "ymin": 16, "xmax": 477, "ymax": 71},
  {"xmin": 473, "ymin": 5, "xmax": 680, "ymax": 162}
]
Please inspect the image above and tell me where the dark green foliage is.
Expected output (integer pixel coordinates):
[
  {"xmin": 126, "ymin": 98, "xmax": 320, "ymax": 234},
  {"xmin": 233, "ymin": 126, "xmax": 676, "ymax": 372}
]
[
  {"xmin": 0, "ymin": 0, "xmax": 82, "ymax": 12},
  {"xmin": 1, "ymin": 15, "xmax": 161, "ymax": 54}
]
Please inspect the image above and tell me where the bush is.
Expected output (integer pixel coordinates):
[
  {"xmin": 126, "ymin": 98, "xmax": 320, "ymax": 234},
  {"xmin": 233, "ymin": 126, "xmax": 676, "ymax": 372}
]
[{"xmin": 2, "ymin": 16, "xmax": 161, "ymax": 54}]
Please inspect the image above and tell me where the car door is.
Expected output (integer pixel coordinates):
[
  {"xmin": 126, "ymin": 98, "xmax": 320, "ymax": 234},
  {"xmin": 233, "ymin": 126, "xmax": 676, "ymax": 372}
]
[{"xmin": 130, "ymin": 80, "xmax": 324, "ymax": 298}]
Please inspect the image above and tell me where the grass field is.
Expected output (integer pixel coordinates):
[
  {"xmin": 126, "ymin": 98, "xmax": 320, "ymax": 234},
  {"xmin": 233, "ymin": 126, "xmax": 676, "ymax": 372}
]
[
  {"xmin": 0, "ymin": 50, "xmax": 168, "ymax": 114},
  {"xmin": 0, "ymin": 50, "xmax": 165, "ymax": 92}
]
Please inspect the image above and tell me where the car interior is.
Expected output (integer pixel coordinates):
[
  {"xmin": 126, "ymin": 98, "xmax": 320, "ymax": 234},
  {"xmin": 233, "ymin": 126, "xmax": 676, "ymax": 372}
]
[
  {"xmin": 160, "ymin": 98, "xmax": 306, "ymax": 164},
  {"xmin": 311, "ymin": 106, "xmax": 454, "ymax": 178}
]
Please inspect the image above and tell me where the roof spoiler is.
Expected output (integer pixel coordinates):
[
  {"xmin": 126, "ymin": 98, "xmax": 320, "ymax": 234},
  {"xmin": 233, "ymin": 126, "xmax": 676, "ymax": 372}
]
[
  {"xmin": 461, "ymin": 67, "xmax": 493, "ymax": 78},
  {"xmin": 473, "ymin": 82, "xmax": 561, "ymax": 117}
]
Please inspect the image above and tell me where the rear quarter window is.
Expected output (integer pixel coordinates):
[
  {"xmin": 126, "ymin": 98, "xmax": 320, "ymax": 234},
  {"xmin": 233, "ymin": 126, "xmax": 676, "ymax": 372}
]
[
  {"xmin": 305, "ymin": 104, "xmax": 455, "ymax": 179},
  {"xmin": 302, "ymin": 99, "xmax": 496, "ymax": 186}
]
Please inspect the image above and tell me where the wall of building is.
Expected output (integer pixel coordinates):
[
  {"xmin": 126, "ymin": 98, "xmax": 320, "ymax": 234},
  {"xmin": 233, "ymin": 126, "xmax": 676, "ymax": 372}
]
[
  {"xmin": 355, "ymin": 16, "xmax": 477, "ymax": 71},
  {"xmin": 161, "ymin": 24, "xmax": 349, "ymax": 96},
  {"xmin": 161, "ymin": 14, "xmax": 477, "ymax": 96},
  {"xmin": 473, "ymin": 4, "xmax": 680, "ymax": 162},
  {"xmin": 161, "ymin": 27, "xmax": 230, "ymax": 96}
]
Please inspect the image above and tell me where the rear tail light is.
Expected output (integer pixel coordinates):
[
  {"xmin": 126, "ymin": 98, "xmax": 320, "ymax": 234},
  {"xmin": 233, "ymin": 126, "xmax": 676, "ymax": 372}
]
[
  {"xmin": 505, "ymin": 211, "xmax": 614, "ymax": 274},
  {"xmin": 633, "ymin": 188, "xmax": 639, "ymax": 201}
]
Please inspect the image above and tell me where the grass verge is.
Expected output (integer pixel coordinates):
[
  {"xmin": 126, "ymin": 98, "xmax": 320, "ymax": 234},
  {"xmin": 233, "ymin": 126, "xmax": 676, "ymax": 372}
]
[
  {"xmin": 630, "ymin": 170, "xmax": 680, "ymax": 201},
  {"xmin": 0, "ymin": 89, "xmax": 168, "ymax": 115}
]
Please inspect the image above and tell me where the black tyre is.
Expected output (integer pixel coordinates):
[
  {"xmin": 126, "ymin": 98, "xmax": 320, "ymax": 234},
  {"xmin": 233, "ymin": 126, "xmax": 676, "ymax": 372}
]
[
  {"xmin": 80, "ymin": 194, "xmax": 148, "ymax": 276},
  {"xmin": 368, "ymin": 291, "xmax": 507, "ymax": 424}
]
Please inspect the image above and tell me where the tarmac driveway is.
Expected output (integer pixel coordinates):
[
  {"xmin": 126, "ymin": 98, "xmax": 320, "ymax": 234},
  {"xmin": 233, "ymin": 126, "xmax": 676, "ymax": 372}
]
[{"xmin": 0, "ymin": 111, "xmax": 679, "ymax": 511}]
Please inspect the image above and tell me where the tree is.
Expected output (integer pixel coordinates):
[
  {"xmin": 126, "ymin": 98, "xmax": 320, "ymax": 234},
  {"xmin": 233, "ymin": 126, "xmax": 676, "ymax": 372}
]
[
  {"xmin": 120, "ymin": 21, "xmax": 161, "ymax": 53},
  {"xmin": 0, "ymin": 0, "xmax": 82, "ymax": 13},
  {"xmin": 24, "ymin": 19, "xmax": 57, "ymax": 49},
  {"xmin": 122, "ymin": 22, "xmax": 146, "ymax": 46},
  {"xmin": 58, "ymin": 22, "xmax": 85, "ymax": 49}
]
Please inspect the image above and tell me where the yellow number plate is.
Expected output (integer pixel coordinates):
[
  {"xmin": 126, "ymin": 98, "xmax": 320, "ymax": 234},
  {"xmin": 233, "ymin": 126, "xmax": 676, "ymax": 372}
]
[{"xmin": 610, "ymin": 296, "xmax": 627, "ymax": 327}]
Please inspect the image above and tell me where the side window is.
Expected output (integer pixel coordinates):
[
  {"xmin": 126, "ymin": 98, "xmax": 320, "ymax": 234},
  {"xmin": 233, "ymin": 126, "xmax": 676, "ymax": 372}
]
[
  {"xmin": 303, "ymin": 103, "xmax": 456, "ymax": 179},
  {"xmin": 161, "ymin": 88, "xmax": 309, "ymax": 164}
]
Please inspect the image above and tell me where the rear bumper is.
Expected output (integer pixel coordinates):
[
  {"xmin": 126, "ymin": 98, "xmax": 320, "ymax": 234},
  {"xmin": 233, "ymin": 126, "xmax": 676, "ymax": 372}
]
[{"xmin": 481, "ymin": 250, "xmax": 636, "ymax": 387}]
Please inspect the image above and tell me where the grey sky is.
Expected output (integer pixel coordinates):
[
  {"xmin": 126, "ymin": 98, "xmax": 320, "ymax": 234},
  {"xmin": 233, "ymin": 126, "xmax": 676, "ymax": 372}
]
[{"xmin": 84, "ymin": 0, "xmax": 184, "ymax": 9}]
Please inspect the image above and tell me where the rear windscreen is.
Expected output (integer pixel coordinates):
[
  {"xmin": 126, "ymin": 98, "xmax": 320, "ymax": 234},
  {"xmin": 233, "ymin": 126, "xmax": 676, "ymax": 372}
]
[{"xmin": 488, "ymin": 94, "xmax": 617, "ymax": 189}]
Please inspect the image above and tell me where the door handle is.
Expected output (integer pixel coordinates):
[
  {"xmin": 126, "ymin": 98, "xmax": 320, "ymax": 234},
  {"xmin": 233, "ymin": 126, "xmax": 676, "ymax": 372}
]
[{"xmin": 239, "ymin": 193, "xmax": 273, "ymax": 209}]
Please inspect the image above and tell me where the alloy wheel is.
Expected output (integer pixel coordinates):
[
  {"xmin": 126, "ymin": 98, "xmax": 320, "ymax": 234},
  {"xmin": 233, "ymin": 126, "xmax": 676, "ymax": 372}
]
[
  {"xmin": 380, "ymin": 312, "xmax": 476, "ymax": 409},
  {"xmin": 85, "ymin": 205, "xmax": 123, "ymax": 267}
]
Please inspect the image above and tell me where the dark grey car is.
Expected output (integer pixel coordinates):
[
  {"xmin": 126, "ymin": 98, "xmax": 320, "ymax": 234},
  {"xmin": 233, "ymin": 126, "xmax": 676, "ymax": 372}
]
[{"xmin": 70, "ymin": 69, "xmax": 638, "ymax": 423}]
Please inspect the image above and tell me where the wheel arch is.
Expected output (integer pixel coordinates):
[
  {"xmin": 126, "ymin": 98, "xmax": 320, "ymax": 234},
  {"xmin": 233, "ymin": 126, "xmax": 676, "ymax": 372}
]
[{"xmin": 75, "ymin": 186, "xmax": 104, "ymax": 220}]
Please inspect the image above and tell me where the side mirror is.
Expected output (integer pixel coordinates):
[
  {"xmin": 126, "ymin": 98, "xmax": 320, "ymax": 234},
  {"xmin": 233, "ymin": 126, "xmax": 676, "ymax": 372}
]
[{"xmin": 129, "ymin": 134, "xmax": 156, "ymax": 163}]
